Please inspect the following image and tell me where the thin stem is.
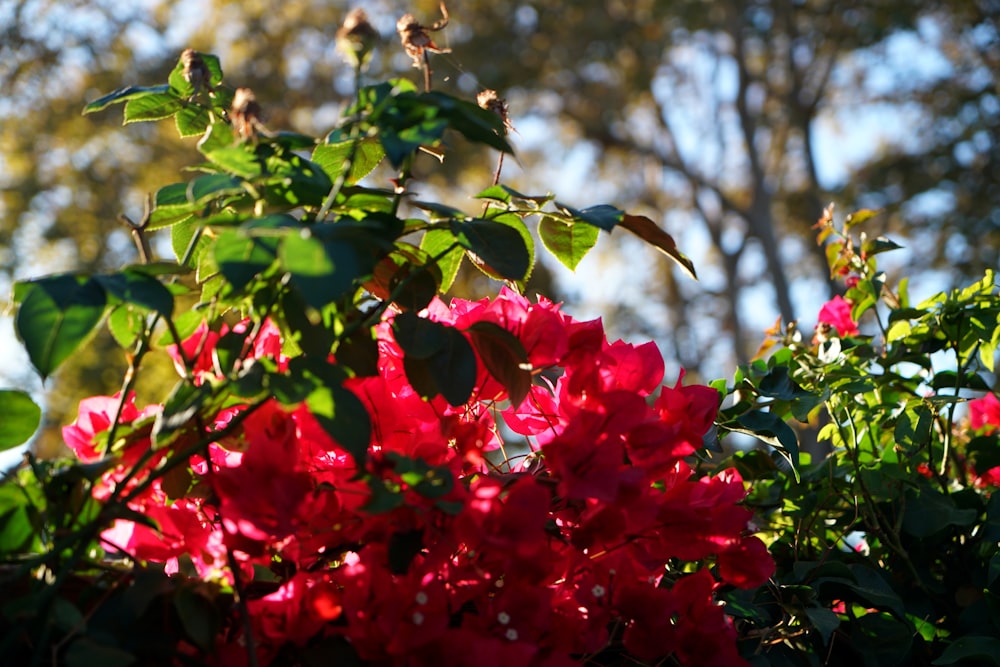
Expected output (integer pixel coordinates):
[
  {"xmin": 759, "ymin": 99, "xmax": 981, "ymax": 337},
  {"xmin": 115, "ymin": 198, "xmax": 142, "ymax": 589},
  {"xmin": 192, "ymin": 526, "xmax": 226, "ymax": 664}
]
[
  {"xmin": 316, "ymin": 63, "xmax": 365, "ymax": 222},
  {"xmin": 227, "ymin": 549, "xmax": 260, "ymax": 667},
  {"xmin": 422, "ymin": 51, "xmax": 432, "ymax": 92}
]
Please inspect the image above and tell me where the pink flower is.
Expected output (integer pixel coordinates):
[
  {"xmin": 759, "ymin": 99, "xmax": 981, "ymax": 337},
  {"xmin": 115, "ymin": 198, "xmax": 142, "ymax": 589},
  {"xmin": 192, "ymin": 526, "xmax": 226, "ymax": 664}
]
[
  {"xmin": 969, "ymin": 393, "xmax": 1000, "ymax": 433},
  {"xmin": 62, "ymin": 392, "xmax": 155, "ymax": 461},
  {"xmin": 817, "ymin": 295, "xmax": 860, "ymax": 337}
]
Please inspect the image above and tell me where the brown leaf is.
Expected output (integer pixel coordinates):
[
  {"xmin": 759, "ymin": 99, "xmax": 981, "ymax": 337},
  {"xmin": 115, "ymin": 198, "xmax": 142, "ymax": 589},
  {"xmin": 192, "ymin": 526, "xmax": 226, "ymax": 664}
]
[{"xmin": 620, "ymin": 214, "xmax": 697, "ymax": 280}]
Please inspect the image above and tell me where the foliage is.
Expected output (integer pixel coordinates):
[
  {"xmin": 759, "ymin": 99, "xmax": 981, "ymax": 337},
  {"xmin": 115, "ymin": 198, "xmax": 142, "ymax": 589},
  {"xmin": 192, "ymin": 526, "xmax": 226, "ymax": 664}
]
[
  {"xmin": 0, "ymin": 34, "xmax": 768, "ymax": 667},
  {"xmin": 713, "ymin": 207, "xmax": 1000, "ymax": 664},
  {"xmin": 3, "ymin": 7, "xmax": 999, "ymax": 667},
  {"xmin": 3, "ymin": 2, "xmax": 997, "ymax": 453}
]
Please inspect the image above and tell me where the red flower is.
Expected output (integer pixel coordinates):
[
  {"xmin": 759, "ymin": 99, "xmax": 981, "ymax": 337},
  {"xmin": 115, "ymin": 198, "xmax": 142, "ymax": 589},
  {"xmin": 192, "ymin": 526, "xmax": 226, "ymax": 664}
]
[
  {"xmin": 969, "ymin": 393, "xmax": 1000, "ymax": 433},
  {"xmin": 817, "ymin": 295, "xmax": 860, "ymax": 337},
  {"xmin": 718, "ymin": 536, "xmax": 775, "ymax": 588},
  {"xmin": 62, "ymin": 392, "xmax": 147, "ymax": 462}
]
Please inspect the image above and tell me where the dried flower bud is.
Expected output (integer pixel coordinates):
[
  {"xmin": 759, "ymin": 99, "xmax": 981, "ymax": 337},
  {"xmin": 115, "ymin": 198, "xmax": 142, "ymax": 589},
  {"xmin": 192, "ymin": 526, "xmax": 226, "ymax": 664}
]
[
  {"xmin": 397, "ymin": 3, "xmax": 451, "ymax": 69},
  {"xmin": 181, "ymin": 48, "xmax": 212, "ymax": 96},
  {"xmin": 336, "ymin": 8, "xmax": 378, "ymax": 68},
  {"xmin": 477, "ymin": 89, "xmax": 513, "ymax": 135},
  {"xmin": 231, "ymin": 87, "xmax": 263, "ymax": 141}
]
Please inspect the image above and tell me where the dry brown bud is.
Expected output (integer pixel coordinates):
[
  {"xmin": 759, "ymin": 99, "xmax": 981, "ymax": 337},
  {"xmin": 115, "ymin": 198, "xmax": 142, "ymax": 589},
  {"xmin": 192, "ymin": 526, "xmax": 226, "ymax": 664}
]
[
  {"xmin": 337, "ymin": 8, "xmax": 378, "ymax": 67},
  {"xmin": 231, "ymin": 87, "xmax": 263, "ymax": 141},
  {"xmin": 477, "ymin": 89, "xmax": 513, "ymax": 135},
  {"xmin": 397, "ymin": 3, "xmax": 451, "ymax": 69},
  {"xmin": 181, "ymin": 48, "xmax": 211, "ymax": 96}
]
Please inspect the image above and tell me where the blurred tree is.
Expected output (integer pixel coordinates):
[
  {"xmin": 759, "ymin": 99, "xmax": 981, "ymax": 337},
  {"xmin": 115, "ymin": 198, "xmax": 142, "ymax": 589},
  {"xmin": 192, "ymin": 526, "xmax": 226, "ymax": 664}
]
[{"xmin": 2, "ymin": 0, "xmax": 997, "ymax": 452}]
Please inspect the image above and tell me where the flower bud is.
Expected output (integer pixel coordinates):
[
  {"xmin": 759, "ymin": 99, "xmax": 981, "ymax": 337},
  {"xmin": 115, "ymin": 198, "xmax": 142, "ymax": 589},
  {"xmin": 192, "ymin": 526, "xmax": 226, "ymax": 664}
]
[
  {"xmin": 336, "ymin": 8, "xmax": 378, "ymax": 68},
  {"xmin": 477, "ymin": 89, "xmax": 513, "ymax": 135},
  {"xmin": 181, "ymin": 48, "xmax": 211, "ymax": 96},
  {"xmin": 231, "ymin": 87, "xmax": 263, "ymax": 141}
]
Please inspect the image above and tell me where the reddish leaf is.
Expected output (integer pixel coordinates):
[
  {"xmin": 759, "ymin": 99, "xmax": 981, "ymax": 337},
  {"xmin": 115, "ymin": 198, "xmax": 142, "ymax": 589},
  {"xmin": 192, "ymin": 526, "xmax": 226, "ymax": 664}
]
[
  {"xmin": 466, "ymin": 321, "xmax": 532, "ymax": 408},
  {"xmin": 620, "ymin": 214, "xmax": 697, "ymax": 280}
]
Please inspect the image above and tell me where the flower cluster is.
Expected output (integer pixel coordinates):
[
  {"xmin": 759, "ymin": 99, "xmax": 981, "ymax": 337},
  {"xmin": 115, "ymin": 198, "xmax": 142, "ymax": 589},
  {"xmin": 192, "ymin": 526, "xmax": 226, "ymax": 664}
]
[{"xmin": 64, "ymin": 289, "xmax": 773, "ymax": 666}]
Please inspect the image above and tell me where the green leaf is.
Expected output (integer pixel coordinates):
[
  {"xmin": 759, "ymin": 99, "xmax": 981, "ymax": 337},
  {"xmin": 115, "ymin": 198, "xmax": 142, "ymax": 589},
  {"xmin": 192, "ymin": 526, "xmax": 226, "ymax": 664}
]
[
  {"xmin": 280, "ymin": 231, "xmax": 367, "ymax": 310},
  {"xmin": 556, "ymin": 202, "xmax": 622, "ymax": 232},
  {"xmin": 894, "ymin": 404, "xmax": 932, "ymax": 451},
  {"xmin": 175, "ymin": 104, "xmax": 213, "ymax": 137},
  {"xmin": 368, "ymin": 247, "xmax": 441, "ymax": 312},
  {"xmin": 149, "ymin": 182, "xmax": 200, "ymax": 230},
  {"xmin": 263, "ymin": 152, "xmax": 333, "ymax": 207},
  {"xmin": 816, "ymin": 565, "xmax": 906, "ymax": 618},
  {"xmin": 496, "ymin": 185, "xmax": 553, "ymax": 205},
  {"xmin": 83, "ymin": 84, "xmax": 172, "ymax": 114},
  {"xmin": 264, "ymin": 131, "xmax": 317, "ymax": 151},
  {"xmin": 733, "ymin": 410, "xmax": 800, "ymax": 471},
  {"xmin": 187, "ymin": 173, "xmax": 245, "ymax": 205},
  {"xmin": 844, "ymin": 208, "xmax": 882, "ymax": 229},
  {"xmin": 171, "ymin": 217, "xmax": 205, "ymax": 267},
  {"xmin": 901, "ymin": 487, "xmax": 977, "ymax": 538},
  {"xmin": 452, "ymin": 218, "xmax": 531, "ymax": 282},
  {"xmin": 277, "ymin": 291, "xmax": 335, "ymax": 360},
  {"xmin": 0, "ymin": 486, "xmax": 35, "ymax": 552},
  {"xmin": 466, "ymin": 321, "xmax": 532, "ymax": 408},
  {"xmin": 475, "ymin": 185, "xmax": 512, "ymax": 204},
  {"xmin": 14, "ymin": 275, "xmax": 107, "ymax": 380},
  {"xmin": 930, "ymin": 370, "xmax": 990, "ymax": 391},
  {"xmin": 420, "ymin": 228, "xmax": 464, "ymax": 293},
  {"xmin": 214, "ymin": 230, "xmax": 279, "ymax": 292},
  {"xmin": 0, "ymin": 389, "xmax": 41, "ymax": 451},
  {"xmin": 65, "ymin": 638, "xmax": 136, "ymax": 667},
  {"xmin": 411, "ymin": 200, "xmax": 467, "ymax": 219},
  {"xmin": 124, "ymin": 92, "xmax": 185, "ymax": 123},
  {"xmin": 312, "ymin": 138, "xmax": 385, "ymax": 186},
  {"xmin": 860, "ymin": 235, "xmax": 903, "ymax": 257},
  {"xmin": 306, "ymin": 382, "xmax": 372, "ymax": 465},
  {"xmin": 156, "ymin": 310, "xmax": 205, "ymax": 347},
  {"xmin": 755, "ymin": 367, "xmax": 810, "ymax": 401},
  {"xmin": 153, "ymin": 381, "xmax": 212, "ymax": 446},
  {"xmin": 420, "ymin": 92, "xmax": 514, "ymax": 154},
  {"xmin": 538, "ymin": 216, "xmax": 599, "ymax": 271},
  {"xmin": 485, "ymin": 211, "xmax": 535, "ymax": 285},
  {"xmin": 173, "ymin": 585, "xmax": 220, "ymax": 652},
  {"xmin": 805, "ymin": 607, "xmax": 840, "ymax": 646},
  {"xmin": 394, "ymin": 313, "xmax": 477, "ymax": 406},
  {"xmin": 94, "ymin": 269, "xmax": 174, "ymax": 318},
  {"xmin": 106, "ymin": 302, "xmax": 148, "ymax": 351},
  {"xmin": 198, "ymin": 122, "xmax": 261, "ymax": 177},
  {"xmin": 364, "ymin": 476, "xmax": 404, "ymax": 513},
  {"xmin": 393, "ymin": 311, "xmax": 448, "ymax": 359},
  {"xmin": 933, "ymin": 636, "xmax": 1000, "ymax": 666},
  {"xmin": 381, "ymin": 118, "xmax": 448, "ymax": 168}
]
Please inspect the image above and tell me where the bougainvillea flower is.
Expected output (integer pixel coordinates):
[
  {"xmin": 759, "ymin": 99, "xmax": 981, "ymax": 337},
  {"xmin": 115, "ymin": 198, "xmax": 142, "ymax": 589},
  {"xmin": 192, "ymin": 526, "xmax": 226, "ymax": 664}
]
[
  {"xmin": 969, "ymin": 392, "xmax": 1000, "ymax": 433},
  {"xmin": 817, "ymin": 295, "xmax": 860, "ymax": 337},
  {"xmin": 63, "ymin": 392, "xmax": 147, "ymax": 461},
  {"xmin": 64, "ymin": 291, "xmax": 772, "ymax": 667}
]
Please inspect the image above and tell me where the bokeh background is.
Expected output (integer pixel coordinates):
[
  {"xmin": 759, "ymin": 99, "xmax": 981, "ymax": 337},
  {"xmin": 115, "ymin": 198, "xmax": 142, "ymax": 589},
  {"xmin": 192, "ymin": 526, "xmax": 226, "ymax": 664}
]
[{"xmin": 2, "ymin": 0, "xmax": 997, "ymax": 456}]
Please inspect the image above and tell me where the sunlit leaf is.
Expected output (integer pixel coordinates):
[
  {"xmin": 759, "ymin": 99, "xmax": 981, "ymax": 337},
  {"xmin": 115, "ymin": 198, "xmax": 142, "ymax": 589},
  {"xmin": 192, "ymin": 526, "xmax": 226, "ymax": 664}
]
[
  {"xmin": 82, "ymin": 84, "xmax": 171, "ymax": 114},
  {"xmin": 124, "ymin": 93, "xmax": 185, "ymax": 123},
  {"xmin": 312, "ymin": 137, "xmax": 385, "ymax": 185},
  {"xmin": 14, "ymin": 275, "xmax": 107, "ymax": 380},
  {"xmin": 538, "ymin": 216, "xmax": 599, "ymax": 271},
  {"xmin": 0, "ymin": 390, "xmax": 41, "ymax": 451}
]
